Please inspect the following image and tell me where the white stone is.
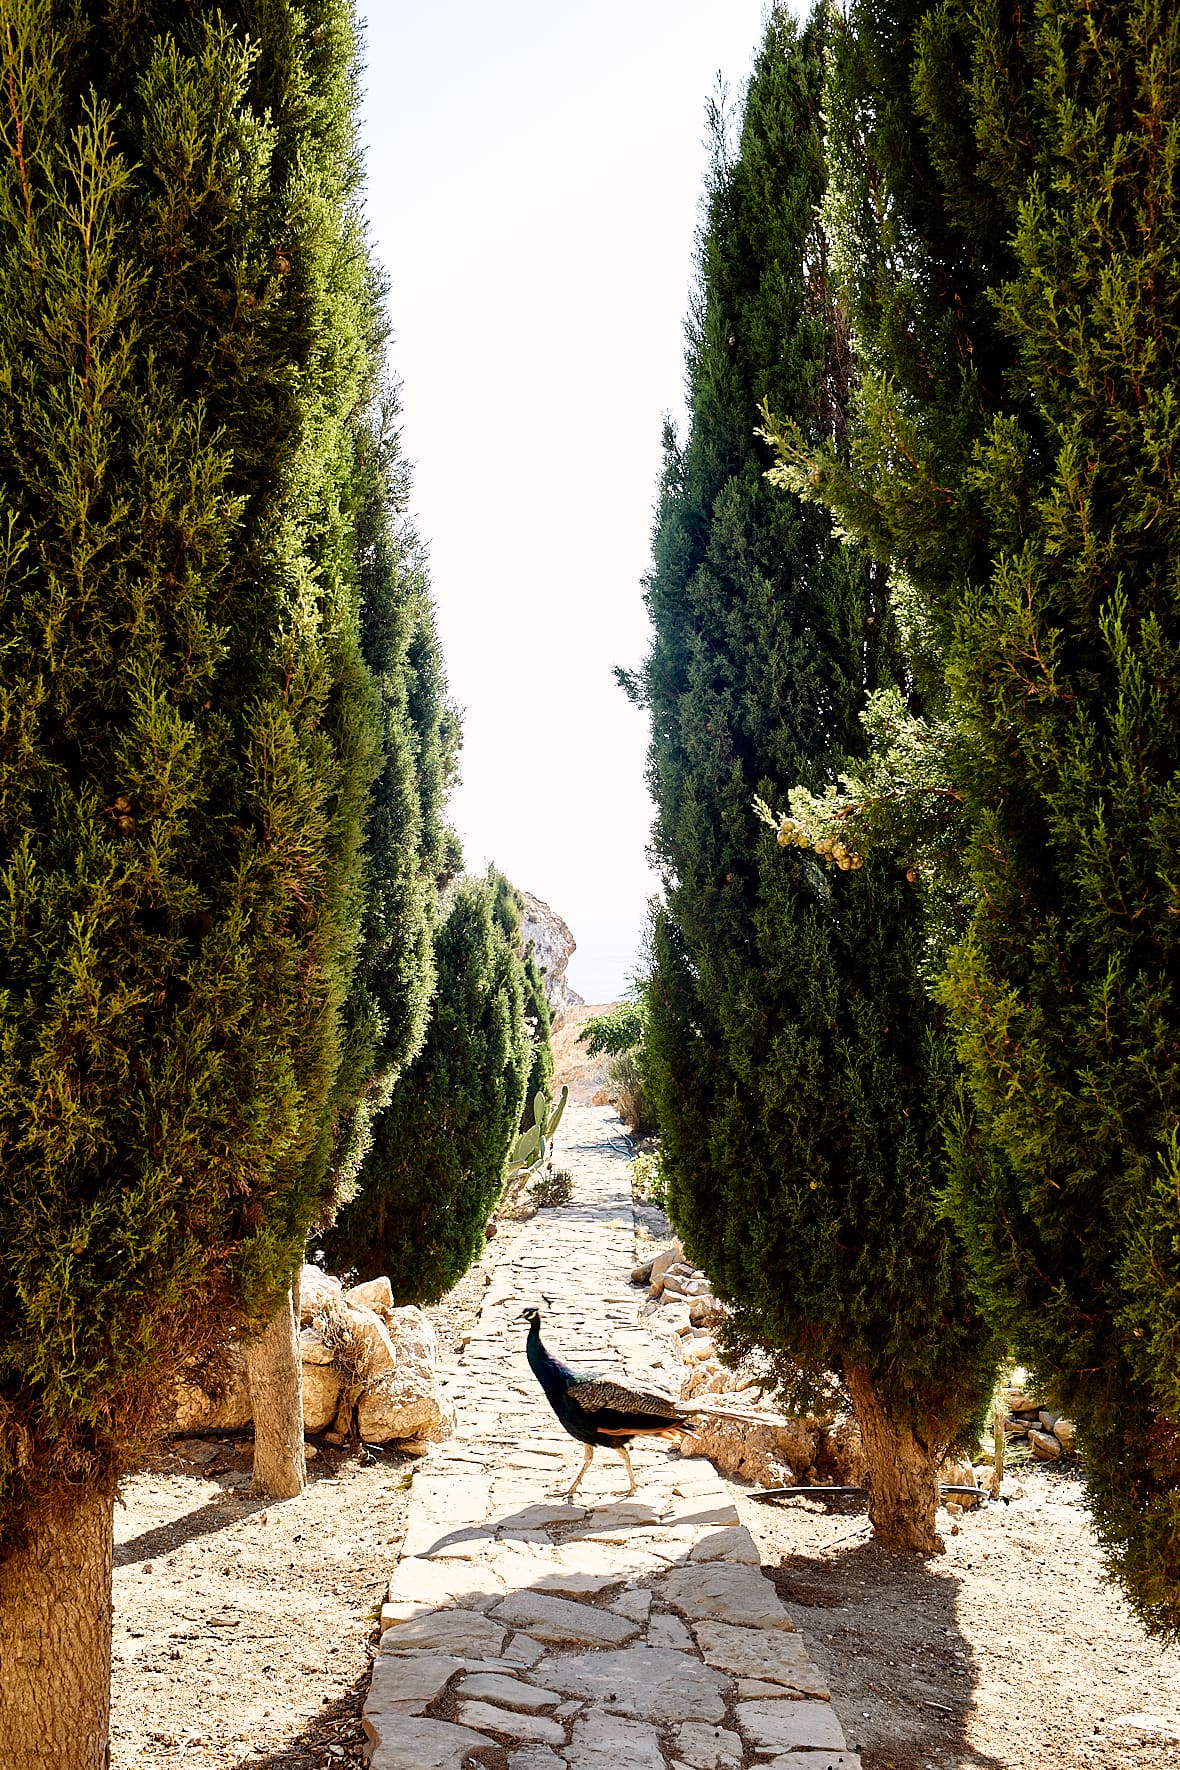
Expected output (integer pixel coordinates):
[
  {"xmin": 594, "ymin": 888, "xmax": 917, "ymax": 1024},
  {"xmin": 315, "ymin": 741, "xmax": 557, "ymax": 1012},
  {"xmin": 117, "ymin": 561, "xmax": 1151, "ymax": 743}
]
[
  {"xmin": 380, "ymin": 1609, "xmax": 507, "ymax": 1659},
  {"xmin": 647, "ymin": 1613, "xmax": 695, "ymax": 1652},
  {"xmin": 299, "ymin": 1339, "xmax": 343, "ymax": 1434},
  {"xmin": 565, "ymin": 1711, "xmax": 665, "ymax": 1769},
  {"xmin": 693, "ymin": 1621, "xmax": 828, "ymax": 1696},
  {"xmin": 502, "ymin": 1633, "xmax": 545, "ymax": 1668},
  {"xmin": 658, "ymin": 1563, "xmax": 794, "ymax": 1630},
  {"xmin": 345, "ymin": 1274, "xmax": 394, "ymax": 1316},
  {"xmin": 736, "ymin": 1698, "xmax": 845, "ymax": 1752},
  {"xmin": 387, "ymin": 1555, "xmax": 504, "ymax": 1612},
  {"xmin": 690, "ymin": 1526, "xmax": 760, "ymax": 1565},
  {"xmin": 457, "ymin": 1673, "xmax": 560, "ymax": 1711},
  {"xmin": 675, "ymin": 1720, "xmax": 743, "ymax": 1768},
  {"xmin": 534, "ymin": 1645, "xmax": 727, "ymax": 1723},
  {"xmin": 357, "ymin": 1305, "xmax": 454, "ymax": 1444},
  {"xmin": 299, "ymin": 1264, "xmax": 342, "ymax": 1324},
  {"xmin": 611, "ymin": 1587, "xmax": 652, "ymax": 1624},
  {"xmin": 490, "ymin": 1591, "xmax": 638, "ymax": 1646},
  {"xmin": 455, "ymin": 1701, "xmax": 565, "ymax": 1745},
  {"xmin": 364, "ymin": 1714, "xmax": 491, "ymax": 1770},
  {"xmin": 760, "ymin": 1757, "xmax": 862, "ymax": 1770},
  {"xmin": 367, "ymin": 1654, "xmax": 461, "ymax": 1714}
]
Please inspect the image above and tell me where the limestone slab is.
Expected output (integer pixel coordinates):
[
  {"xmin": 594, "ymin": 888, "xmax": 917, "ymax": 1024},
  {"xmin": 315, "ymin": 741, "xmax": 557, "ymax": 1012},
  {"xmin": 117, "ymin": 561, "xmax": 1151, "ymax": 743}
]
[
  {"xmin": 564, "ymin": 1711, "xmax": 666, "ymax": 1769},
  {"xmin": 367, "ymin": 1653, "xmax": 461, "ymax": 1715},
  {"xmin": 412, "ymin": 1474, "xmax": 492, "ymax": 1523},
  {"xmin": 659, "ymin": 1563, "xmax": 794, "ymax": 1630},
  {"xmin": 455, "ymin": 1700, "xmax": 565, "ymax": 1745},
  {"xmin": 760, "ymin": 1757, "xmax": 861, "ymax": 1770},
  {"xmin": 690, "ymin": 1525, "xmax": 760, "ymax": 1565},
  {"xmin": 457, "ymin": 1673, "xmax": 560, "ymax": 1711},
  {"xmin": 381, "ymin": 1608, "xmax": 507, "ymax": 1659},
  {"xmin": 534, "ymin": 1645, "xmax": 727, "ymax": 1723},
  {"xmin": 507, "ymin": 1751, "xmax": 564, "ymax": 1770},
  {"xmin": 502, "ymin": 1632, "xmax": 545, "ymax": 1667},
  {"xmin": 647, "ymin": 1612, "xmax": 695, "ymax": 1652},
  {"xmin": 693, "ymin": 1620, "xmax": 827, "ymax": 1693},
  {"xmin": 675, "ymin": 1719, "xmax": 743, "ymax": 1768},
  {"xmin": 490, "ymin": 1590, "xmax": 638, "ymax": 1646},
  {"xmin": 365, "ymin": 1714, "xmax": 494, "ymax": 1770},
  {"xmin": 736, "ymin": 1698, "xmax": 846, "ymax": 1752},
  {"xmin": 611, "ymin": 1586, "xmax": 652, "ymax": 1624},
  {"xmin": 388, "ymin": 1555, "xmax": 504, "ymax": 1612}
]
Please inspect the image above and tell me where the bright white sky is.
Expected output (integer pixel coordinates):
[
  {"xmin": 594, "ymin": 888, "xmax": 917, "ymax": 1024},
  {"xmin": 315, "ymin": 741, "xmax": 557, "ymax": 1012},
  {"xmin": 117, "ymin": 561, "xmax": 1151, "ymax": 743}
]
[{"xmin": 355, "ymin": 2, "xmax": 783, "ymax": 1000}]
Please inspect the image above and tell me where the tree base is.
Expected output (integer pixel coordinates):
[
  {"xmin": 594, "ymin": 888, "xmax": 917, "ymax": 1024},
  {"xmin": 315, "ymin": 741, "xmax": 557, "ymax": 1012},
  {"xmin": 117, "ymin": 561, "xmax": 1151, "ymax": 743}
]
[{"xmin": 846, "ymin": 1362, "xmax": 945, "ymax": 1555}]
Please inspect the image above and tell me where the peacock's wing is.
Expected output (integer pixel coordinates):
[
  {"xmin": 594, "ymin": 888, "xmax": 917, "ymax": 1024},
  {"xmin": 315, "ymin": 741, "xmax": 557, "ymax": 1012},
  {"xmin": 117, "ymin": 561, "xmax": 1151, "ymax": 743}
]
[{"xmin": 565, "ymin": 1377, "xmax": 685, "ymax": 1422}]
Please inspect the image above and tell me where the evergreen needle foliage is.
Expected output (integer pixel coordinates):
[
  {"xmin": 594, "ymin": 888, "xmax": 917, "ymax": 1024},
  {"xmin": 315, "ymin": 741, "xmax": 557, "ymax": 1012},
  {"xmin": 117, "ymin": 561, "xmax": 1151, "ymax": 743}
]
[
  {"xmin": 770, "ymin": 0, "xmax": 1180, "ymax": 1631},
  {"xmin": 327, "ymin": 870, "xmax": 533, "ymax": 1304},
  {"xmin": 329, "ymin": 325, "xmax": 461, "ymax": 1204},
  {"xmin": 628, "ymin": 6, "xmax": 999, "ymax": 1546},
  {"xmin": 0, "ymin": 0, "xmax": 382, "ymax": 1540}
]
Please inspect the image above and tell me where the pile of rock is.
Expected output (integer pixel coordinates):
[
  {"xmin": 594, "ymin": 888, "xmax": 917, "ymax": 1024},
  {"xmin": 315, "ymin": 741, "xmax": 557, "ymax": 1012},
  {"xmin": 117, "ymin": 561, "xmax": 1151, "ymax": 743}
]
[
  {"xmin": 631, "ymin": 1241, "xmax": 866, "ymax": 1488},
  {"xmin": 172, "ymin": 1265, "xmax": 455, "ymax": 1451},
  {"xmin": 1000, "ymin": 1377, "xmax": 1077, "ymax": 1461}
]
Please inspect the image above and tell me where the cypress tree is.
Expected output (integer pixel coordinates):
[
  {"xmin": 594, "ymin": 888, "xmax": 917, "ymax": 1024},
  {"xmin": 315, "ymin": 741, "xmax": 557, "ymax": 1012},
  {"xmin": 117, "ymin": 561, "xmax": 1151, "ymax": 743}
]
[
  {"xmin": 327, "ymin": 869, "xmax": 533, "ymax": 1304},
  {"xmin": 767, "ymin": 0, "xmax": 1180, "ymax": 1633},
  {"xmin": 0, "ymin": 3, "xmax": 382, "ymax": 1757},
  {"xmin": 630, "ymin": 6, "xmax": 999, "ymax": 1554},
  {"xmin": 329, "ymin": 332, "xmax": 461, "ymax": 1201}
]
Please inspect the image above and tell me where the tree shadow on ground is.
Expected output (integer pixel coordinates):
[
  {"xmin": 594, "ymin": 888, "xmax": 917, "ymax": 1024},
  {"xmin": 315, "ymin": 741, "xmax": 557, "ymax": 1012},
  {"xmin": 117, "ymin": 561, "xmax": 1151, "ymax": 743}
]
[
  {"xmin": 115, "ymin": 1457, "xmax": 363, "ymax": 1567},
  {"xmin": 759, "ymin": 1525, "xmax": 1006, "ymax": 1770}
]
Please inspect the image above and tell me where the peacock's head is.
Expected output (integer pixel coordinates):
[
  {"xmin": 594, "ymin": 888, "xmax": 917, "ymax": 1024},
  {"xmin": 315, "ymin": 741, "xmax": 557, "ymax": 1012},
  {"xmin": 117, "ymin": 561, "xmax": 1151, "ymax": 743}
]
[{"xmin": 517, "ymin": 1305, "xmax": 541, "ymax": 1326}]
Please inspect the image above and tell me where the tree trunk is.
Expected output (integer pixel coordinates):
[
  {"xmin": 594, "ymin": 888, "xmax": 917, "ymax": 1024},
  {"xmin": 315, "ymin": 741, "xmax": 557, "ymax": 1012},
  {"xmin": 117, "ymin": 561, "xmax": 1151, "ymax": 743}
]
[
  {"xmin": 0, "ymin": 1482, "xmax": 114, "ymax": 1769},
  {"xmin": 845, "ymin": 1362, "xmax": 945, "ymax": 1555},
  {"xmin": 245, "ymin": 1278, "xmax": 306, "ymax": 1500}
]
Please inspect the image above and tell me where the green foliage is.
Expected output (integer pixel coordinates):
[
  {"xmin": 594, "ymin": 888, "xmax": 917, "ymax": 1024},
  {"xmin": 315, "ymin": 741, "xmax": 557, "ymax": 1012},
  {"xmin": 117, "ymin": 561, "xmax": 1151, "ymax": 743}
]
[
  {"xmin": 606, "ymin": 1046, "xmax": 658, "ymax": 1140},
  {"xmin": 519, "ymin": 950, "xmax": 555, "ymax": 1134},
  {"xmin": 630, "ymin": 1151, "xmax": 665, "ymax": 1211},
  {"xmin": 630, "ymin": 7, "xmax": 999, "ymax": 1452},
  {"xmin": 326, "ymin": 871, "xmax": 533, "ymax": 1304},
  {"xmin": 510, "ymin": 1083, "xmax": 569, "ymax": 1178},
  {"xmin": 578, "ymin": 1002, "xmax": 644, "ymax": 1058},
  {"xmin": 328, "ymin": 323, "xmax": 460, "ymax": 1205},
  {"xmin": 0, "ymin": 0, "xmax": 381, "ymax": 1533},
  {"xmin": 773, "ymin": 0, "xmax": 1180, "ymax": 1631}
]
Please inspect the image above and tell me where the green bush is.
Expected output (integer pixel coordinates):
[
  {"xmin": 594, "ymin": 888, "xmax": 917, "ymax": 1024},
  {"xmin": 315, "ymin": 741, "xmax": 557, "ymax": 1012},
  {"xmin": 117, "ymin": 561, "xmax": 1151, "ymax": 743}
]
[
  {"xmin": 579, "ymin": 1002, "xmax": 644, "ymax": 1058},
  {"xmin": 606, "ymin": 1047, "xmax": 658, "ymax": 1139},
  {"xmin": 326, "ymin": 871, "xmax": 532, "ymax": 1303}
]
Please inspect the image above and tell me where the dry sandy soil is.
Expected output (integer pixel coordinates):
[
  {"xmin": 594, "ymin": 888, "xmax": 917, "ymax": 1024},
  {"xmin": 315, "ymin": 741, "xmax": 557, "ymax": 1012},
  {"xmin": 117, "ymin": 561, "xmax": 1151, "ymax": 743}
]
[{"xmin": 110, "ymin": 1011, "xmax": 1180, "ymax": 1768}]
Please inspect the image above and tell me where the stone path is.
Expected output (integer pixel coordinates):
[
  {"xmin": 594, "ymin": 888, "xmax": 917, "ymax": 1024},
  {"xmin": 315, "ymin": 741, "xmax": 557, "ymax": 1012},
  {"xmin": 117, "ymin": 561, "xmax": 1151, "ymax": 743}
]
[{"xmin": 363, "ymin": 1105, "xmax": 860, "ymax": 1770}]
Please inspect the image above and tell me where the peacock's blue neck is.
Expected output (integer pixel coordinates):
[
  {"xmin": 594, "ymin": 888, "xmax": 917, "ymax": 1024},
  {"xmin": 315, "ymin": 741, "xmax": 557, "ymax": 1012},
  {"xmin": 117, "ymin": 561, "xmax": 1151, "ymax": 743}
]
[{"xmin": 526, "ymin": 1315, "xmax": 570, "ymax": 1411}]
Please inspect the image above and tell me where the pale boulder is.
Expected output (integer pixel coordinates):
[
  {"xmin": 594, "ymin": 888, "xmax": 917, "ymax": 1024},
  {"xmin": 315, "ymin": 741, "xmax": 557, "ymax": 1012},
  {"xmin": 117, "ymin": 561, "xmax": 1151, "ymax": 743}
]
[
  {"xmin": 356, "ymin": 1306, "xmax": 455, "ymax": 1445},
  {"xmin": 299, "ymin": 1327, "xmax": 343, "ymax": 1433},
  {"xmin": 299, "ymin": 1264, "xmax": 342, "ymax": 1325},
  {"xmin": 346, "ymin": 1275, "xmax": 395, "ymax": 1318}
]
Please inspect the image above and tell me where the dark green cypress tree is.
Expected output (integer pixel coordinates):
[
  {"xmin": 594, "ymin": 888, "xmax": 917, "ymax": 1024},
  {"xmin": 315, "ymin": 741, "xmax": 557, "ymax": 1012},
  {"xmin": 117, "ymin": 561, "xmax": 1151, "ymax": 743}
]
[
  {"xmin": 766, "ymin": 0, "xmax": 1180, "ymax": 1634},
  {"xmin": 329, "ymin": 323, "xmax": 461, "ymax": 1201},
  {"xmin": 630, "ymin": 6, "xmax": 999, "ymax": 1553},
  {"xmin": 0, "ymin": 3, "xmax": 382, "ymax": 1756},
  {"xmin": 327, "ymin": 869, "xmax": 532, "ymax": 1304}
]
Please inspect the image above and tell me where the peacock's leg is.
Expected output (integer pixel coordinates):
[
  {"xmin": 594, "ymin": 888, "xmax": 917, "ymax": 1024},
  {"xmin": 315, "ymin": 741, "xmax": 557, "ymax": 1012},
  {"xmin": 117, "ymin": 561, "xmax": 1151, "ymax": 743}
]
[
  {"xmin": 564, "ymin": 1443, "xmax": 594, "ymax": 1500},
  {"xmin": 616, "ymin": 1443, "xmax": 636, "ymax": 1496}
]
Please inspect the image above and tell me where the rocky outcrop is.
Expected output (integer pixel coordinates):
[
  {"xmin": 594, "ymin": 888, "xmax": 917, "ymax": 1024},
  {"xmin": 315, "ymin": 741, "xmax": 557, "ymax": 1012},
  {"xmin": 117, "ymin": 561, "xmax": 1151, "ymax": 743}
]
[
  {"xmin": 170, "ymin": 1266, "xmax": 454, "ymax": 1449},
  {"xmin": 520, "ymin": 890, "xmax": 583, "ymax": 1029}
]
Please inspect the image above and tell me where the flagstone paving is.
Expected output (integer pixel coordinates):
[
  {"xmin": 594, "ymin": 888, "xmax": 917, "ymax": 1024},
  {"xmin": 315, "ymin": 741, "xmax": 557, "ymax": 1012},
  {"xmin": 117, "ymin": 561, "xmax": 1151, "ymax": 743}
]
[{"xmin": 363, "ymin": 1104, "xmax": 860, "ymax": 1769}]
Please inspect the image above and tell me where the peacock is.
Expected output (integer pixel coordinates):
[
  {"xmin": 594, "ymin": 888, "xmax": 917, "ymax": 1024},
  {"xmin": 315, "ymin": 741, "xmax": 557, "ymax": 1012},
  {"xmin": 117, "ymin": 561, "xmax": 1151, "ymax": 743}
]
[{"xmin": 518, "ymin": 1304, "xmax": 695, "ymax": 1499}]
